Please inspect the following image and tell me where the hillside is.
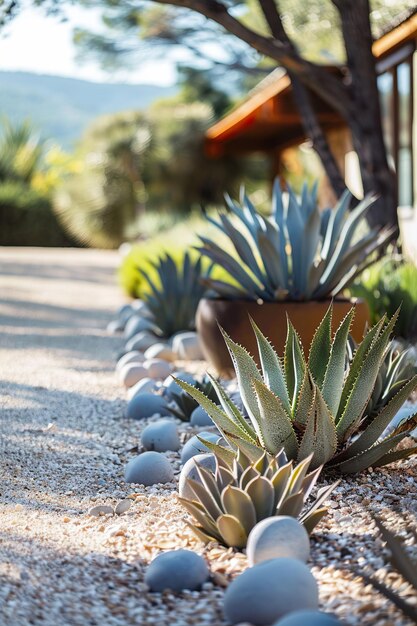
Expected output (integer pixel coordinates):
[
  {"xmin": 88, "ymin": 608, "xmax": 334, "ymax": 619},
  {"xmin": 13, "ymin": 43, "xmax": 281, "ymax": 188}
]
[{"xmin": 0, "ymin": 71, "xmax": 176, "ymax": 147}]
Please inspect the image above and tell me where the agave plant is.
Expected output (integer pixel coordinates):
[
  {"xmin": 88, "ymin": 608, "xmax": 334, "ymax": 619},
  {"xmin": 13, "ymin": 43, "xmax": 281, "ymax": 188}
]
[
  {"xmin": 352, "ymin": 341, "xmax": 417, "ymax": 425},
  {"xmin": 180, "ymin": 448, "xmax": 337, "ymax": 548},
  {"xmin": 175, "ymin": 306, "xmax": 417, "ymax": 474},
  {"xmin": 196, "ymin": 180, "xmax": 393, "ymax": 301},
  {"xmin": 168, "ymin": 375, "xmax": 219, "ymax": 421},
  {"xmin": 360, "ymin": 518, "xmax": 417, "ymax": 622},
  {"xmin": 139, "ymin": 252, "xmax": 212, "ymax": 338}
]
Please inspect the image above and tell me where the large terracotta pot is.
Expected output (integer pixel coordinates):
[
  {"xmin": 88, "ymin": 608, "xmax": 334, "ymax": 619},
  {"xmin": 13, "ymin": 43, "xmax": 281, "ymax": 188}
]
[{"xmin": 196, "ymin": 298, "xmax": 370, "ymax": 377}]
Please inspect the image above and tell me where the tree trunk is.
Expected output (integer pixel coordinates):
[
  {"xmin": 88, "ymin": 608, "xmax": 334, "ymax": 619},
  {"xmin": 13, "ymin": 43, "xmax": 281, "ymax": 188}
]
[{"xmin": 333, "ymin": 0, "xmax": 398, "ymax": 230}]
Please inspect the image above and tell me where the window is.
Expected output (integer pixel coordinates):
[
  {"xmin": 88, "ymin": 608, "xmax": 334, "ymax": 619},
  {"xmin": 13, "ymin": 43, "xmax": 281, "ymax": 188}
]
[{"xmin": 377, "ymin": 46, "xmax": 414, "ymax": 207}]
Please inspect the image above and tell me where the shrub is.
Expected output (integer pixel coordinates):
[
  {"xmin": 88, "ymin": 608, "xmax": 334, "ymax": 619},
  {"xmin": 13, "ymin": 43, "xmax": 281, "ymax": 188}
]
[
  {"xmin": 350, "ymin": 257, "xmax": 417, "ymax": 341},
  {"xmin": 0, "ymin": 181, "xmax": 72, "ymax": 246}
]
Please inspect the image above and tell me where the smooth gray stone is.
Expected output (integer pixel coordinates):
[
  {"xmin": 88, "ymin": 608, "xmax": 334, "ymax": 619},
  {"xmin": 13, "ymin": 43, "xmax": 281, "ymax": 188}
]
[
  {"xmin": 128, "ymin": 377, "xmax": 158, "ymax": 400},
  {"xmin": 124, "ymin": 451, "xmax": 174, "ymax": 485},
  {"xmin": 117, "ymin": 304, "xmax": 134, "ymax": 325},
  {"xmin": 163, "ymin": 372, "xmax": 197, "ymax": 397},
  {"xmin": 180, "ymin": 432, "xmax": 220, "ymax": 465},
  {"xmin": 145, "ymin": 343, "xmax": 177, "ymax": 362},
  {"xmin": 125, "ymin": 331, "xmax": 158, "ymax": 353},
  {"xmin": 127, "ymin": 393, "xmax": 170, "ymax": 420},
  {"xmin": 124, "ymin": 315, "xmax": 157, "ymax": 340},
  {"xmin": 179, "ymin": 453, "xmax": 217, "ymax": 499},
  {"xmin": 119, "ymin": 364, "xmax": 147, "ymax": 388},
  {"xmin": 116, "ymin": 350, "xmax": 145, "ymax": 372},
  {"xmin": 144, "ymin": 359, "xmax": 172, "ymax": 380},
  {"xmin": 247, "ymin": 517, "xmax": 310, "ymax": 566},
  {"xmin": 272, "ymin": 610, "xmax": 341, "ymax": 626},
  {"xmin": 223, "ymin": 558, "xmax": 319, "ymax": 625},
  {"xmin": 141, "ymin": 419, "xmax": 181, "ymax": 452},
  {"xmin": 107, "ymin": 320, "xmax": 124, "ymax": 334},
  {"xmin": 190, "ymin": 406, "xmax": 213, "ymax": 427},
  {"xmin": 145, "ymin": 549, "xmax": 209, "ymax": 592},
  {"xmin": 172, "ymin": 331, "xmax": 204, "ymax": 360}
]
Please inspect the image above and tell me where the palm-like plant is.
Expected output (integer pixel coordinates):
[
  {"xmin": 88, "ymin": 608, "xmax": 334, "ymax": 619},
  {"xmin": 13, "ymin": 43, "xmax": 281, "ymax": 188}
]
[
  {"xmin": 196, "ymin": 180, "xmax": 393, "ymax": 301},
  {"xmin": 175, "ymin": 306, "xmax": 417, "ymax": 473},
  {"xmin": 140, "ymin": 252, "xmax": 212, "ymax": 338},
  {"xmin": 180, "ymin": 449, "xmax": 337, "ymax": 548}
]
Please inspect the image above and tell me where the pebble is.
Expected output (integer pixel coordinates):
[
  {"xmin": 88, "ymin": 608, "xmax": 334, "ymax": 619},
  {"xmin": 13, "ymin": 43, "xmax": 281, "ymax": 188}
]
[
  {"xmin": 144, "ymin": 359, "xmax": 173, "ymax": 380},
  {"xmin": 190, "ymin": 406, "xmax": 213, "ymax": 427},
  {"xmin": 114, "ymin": 499, "xmax": 132, "ymax": 515},
  {"xmin": 179, "ymin": 453, "xmax": 217, "ymax": 499},
  {"xmin": 172, "ymin": 332, "xmax": 204, "ymax": 360},
  {"xmin": 180, "ymin": 432, "xmax": 220, "ymax": 464},
  {"xmin": 223, "ymin": 558, "xmax": 319, "ymax": 625},
  {"xmin": 124, "ymin": 315, "xmax": 157, "ymax": 340},
  {"xmin": 125, "ymin": 331, "xmax": 158, "ymax": 353},
  {"xmin": 127, "ymin": 393, "xmax": 170, "ymax": 420},
  {"xmin": 119, "ymin": 364, "xmax": 148, "ymax": 388},
  {"xmin": 124, "ymin": 451, "xmax": 174, "ymax": 486},
  {"xmin": 116, "ymin": 350, "xmax": 145, "ymax": 371},
  {"xmin": 272, "ymin": 610, "xmax": 342, "ymax": 626},
  {"xmin": 145, "ymin": 343, "xmax": 177, "ymax": 362},
  {"xmin": 246, "ymin": 517, "xmax": 310, "ymax": 566},
  {"xmin": 88, "ymin": 505, "xmax": 114, "ymax": 517},
  {"xmin": 127, "ymin": 377, "xmax": 158, "ymax": 400},
  {"xmin": 145, "ymin": 549, "xmax": 209, "ymax": 592},
  {"xmin": 163, "ymin": 372, "xmax": 197, "ymax": 397},
  {"xmin": 141, "ymin": 419, "xmax": 181, "ymax": 452}
]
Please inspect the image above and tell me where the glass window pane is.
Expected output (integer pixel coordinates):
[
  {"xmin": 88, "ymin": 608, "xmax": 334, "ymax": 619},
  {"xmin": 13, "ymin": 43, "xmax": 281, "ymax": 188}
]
[
  {"xmin": 397, "ymin": 61, "xmax": 413, "ymax": 206},
  {"xmin": 377, "ymin": 72, "xmax": 394, "ymax": 161}
]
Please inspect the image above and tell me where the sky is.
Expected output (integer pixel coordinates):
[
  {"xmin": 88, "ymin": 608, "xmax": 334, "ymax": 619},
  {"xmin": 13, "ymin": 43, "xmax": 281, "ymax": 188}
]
[{"xmin": 0, "ymin": 4, "xmax": 177, "ymax": 85}]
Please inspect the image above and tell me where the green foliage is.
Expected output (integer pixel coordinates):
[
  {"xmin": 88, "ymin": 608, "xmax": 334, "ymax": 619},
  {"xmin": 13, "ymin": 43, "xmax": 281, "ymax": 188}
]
[
  {"xmin": 0, "ymin": 118, "xmax": 72, "ymax": 246},
  {"xmin": 361, "ymin": 518, "xmax": 417, "ymax": 622},
  {"xmin": 180, "ymin": 448, "xmax": 337, "ymax": 548},
  {"xmin": 0, "ymin": 181, "xmax": 71, "ymax": 246},
  {"xmin": 168, "ymin": 375, "xmax": 219, "ymax": 421},
  {"xmin": 139, "ymin": 252, "xmax": 211, "ymax": 338},
  {"xmin": 175, "ymin": 306, "xmax": 417, "ymax": 474},
  {"xmin": 350, "ymin": 258, "xmax": 417, "ymax": 341},
  {"xmin": 197, "ymin": 180, "xmax": 392, "ymax": 302}
]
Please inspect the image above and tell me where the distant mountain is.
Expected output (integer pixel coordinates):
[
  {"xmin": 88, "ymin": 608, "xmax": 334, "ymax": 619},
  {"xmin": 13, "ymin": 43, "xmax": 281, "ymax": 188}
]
[{"xmin": 0, "ymin": 71, "xmax": 176, "ymax": 147}]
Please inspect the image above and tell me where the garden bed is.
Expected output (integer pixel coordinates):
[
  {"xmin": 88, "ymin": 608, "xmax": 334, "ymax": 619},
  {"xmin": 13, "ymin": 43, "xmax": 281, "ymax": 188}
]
[{"xmin": 0, "ymin": 248, "xmax": 416, "ymax": 626}]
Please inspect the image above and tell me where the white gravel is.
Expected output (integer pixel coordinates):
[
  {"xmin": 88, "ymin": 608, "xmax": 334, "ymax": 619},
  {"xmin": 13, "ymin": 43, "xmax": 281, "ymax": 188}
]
[{"xmin": 0, "ymin": 247, "xmax": 416, "ymax": 626}]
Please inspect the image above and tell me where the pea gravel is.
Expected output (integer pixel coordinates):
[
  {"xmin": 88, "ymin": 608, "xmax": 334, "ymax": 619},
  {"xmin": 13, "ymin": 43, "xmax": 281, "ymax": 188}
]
[{"xmin": 0, "ymin": 248, "xmax": 416, "ymax": 626}]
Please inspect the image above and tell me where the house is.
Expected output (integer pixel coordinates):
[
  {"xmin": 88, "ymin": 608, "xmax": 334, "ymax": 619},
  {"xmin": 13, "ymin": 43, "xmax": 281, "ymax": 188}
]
[{"xmin": 205, "ymin": 10, "xmax": 417, "ymax": 259}]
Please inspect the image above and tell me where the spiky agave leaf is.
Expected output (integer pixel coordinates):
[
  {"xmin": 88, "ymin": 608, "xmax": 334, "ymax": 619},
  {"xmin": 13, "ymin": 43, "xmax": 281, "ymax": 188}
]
[
  {"xmin": 177, "ymin": 306, "xmax": 417, "ymax": 474},
  {"xmin": 197, "ymin": 179, "xmax": 391, "ymax": 301},
  {"xmin": 139, "ymin": 251, "xmax": 211, "ymax": 338},
  {"xmin": 179, "ymin": 449, "xmax": 336, "ymax": 548},
  {"xmin": 359, "ymin": 518, "xmax": 417, "ymax": 622}
]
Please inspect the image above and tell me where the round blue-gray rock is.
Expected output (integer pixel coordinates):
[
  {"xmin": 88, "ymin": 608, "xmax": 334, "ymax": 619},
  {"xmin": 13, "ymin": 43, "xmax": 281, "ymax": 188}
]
[
  {"xmin": 272, "ymin": 610, "xmax": 341, "ymax": 626},
  {"xmin": 180, "ymin": 432, "xmax": 220, "ymax": 464},
  {"xmin": 247, "ymin": 516, "xmax": 310, "ymax": 565},
  {"xmin": 124, "ymin": 451, "xmax": 174, "ymax": 486},
  {"xmin": 141, "ymin": 419, "xmax": 181, "ymax": 452},
  {"xmin": 145, "ymin": 549, "xmax": 209, "ymax": 592},
  {"xmin": 223, "ymin": 558, "xmax": 319, "ymax": 625},
  {"xmin": 190, "ymin": 406, "xmax": 213, "ymax": 427},
  {"xmin": 179, "ymin": 453, "xmax": 217, "ymax": 498},
  {"xmin": 127, "ymin": 393, "xmax": 170, "ymax": 420},
  {"xmin": 163, "ymin": 372, "xmax": 197, "ymax": 397}
]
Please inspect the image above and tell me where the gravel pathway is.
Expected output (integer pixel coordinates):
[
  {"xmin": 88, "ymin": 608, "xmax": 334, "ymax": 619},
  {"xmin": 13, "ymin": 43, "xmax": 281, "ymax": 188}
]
[{"xmin": 0, "ymin": 247, "xmax": 416, "ymax": 626}]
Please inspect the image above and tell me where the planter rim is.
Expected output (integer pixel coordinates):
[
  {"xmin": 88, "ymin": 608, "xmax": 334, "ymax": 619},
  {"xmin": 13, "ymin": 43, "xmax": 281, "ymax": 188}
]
[{"xmin": 200, "ymin": 296, "xmax": 364, "ymax": 305}]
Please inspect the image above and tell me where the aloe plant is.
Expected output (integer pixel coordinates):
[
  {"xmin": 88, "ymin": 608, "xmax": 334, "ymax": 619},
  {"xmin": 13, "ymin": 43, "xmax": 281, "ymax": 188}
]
[
  {"xmin": 360, "ymin": 518, "xmax": 417, "ymax": 622},
  {"xmin": 175, "ymin": 306, "xmax": 417, "ymax": 473},
  {"xmin": 139, "ymin": 252, "xmax": 211, "ymax": 338},
  {"xmin": 196, "ymin": 180, "xmax": 393, "ymax": 301},
  {"xmin": 168, "ymin": 375, "xmax": 219, "ymax": 421},
  {"xmin": 180, "ymin": 448, "xmax": 337, "ymax": 548}
]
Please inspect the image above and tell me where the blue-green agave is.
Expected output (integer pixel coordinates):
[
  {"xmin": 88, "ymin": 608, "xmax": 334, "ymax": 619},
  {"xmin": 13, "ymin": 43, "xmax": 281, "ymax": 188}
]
[
  {"xmin": 180, "ymin": 448, "xmax": 337, "ymax": 548},
  {"xmin": 139, "ymin": 252, "xmax": 211, "ymax": 337},
  {"xmin": 197, "ymin": 181, "xmax": 393, "ymax": 301},
  {"xmin": 175, "ymin": 306, "xmax": 417, "ymax": 474}
]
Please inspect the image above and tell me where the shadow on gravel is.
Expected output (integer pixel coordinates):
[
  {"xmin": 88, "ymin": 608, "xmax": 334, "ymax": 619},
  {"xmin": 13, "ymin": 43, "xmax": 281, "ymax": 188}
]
[{"xmin": 0, "ymin": 258, "xmax": 117, "ymax": 285}]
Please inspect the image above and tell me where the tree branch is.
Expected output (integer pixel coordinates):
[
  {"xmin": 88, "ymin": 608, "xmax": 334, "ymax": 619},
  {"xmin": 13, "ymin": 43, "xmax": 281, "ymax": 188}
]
[
  {"xmin": 151, "ymin": 0, "xmax": 350, "ymax": 117},
  {"xmin": 259, "ymin": 0, "xmax": 346, "ymax": 196}
]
